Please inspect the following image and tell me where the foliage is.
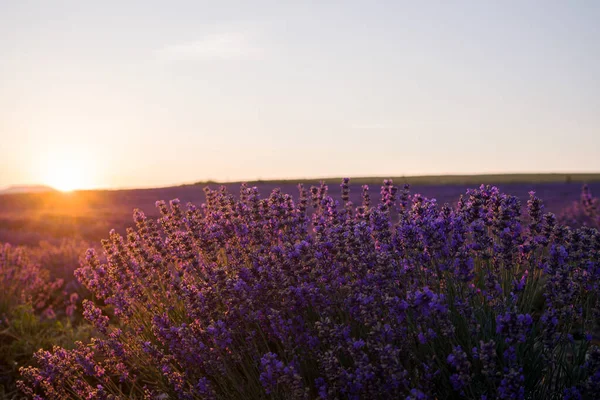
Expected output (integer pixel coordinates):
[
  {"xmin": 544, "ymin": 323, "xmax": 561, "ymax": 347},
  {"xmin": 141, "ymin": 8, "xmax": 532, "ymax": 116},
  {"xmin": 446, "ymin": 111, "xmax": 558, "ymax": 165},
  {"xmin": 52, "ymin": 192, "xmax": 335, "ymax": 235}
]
[
  {"xmin": 0, "ymin": 244, "xmax": 64, "ymax": 322},
  {"xmin": 1, "ymin": 306, "xmax": 92, "ymax": 399},
  {"xmin": 0, "ymin": 243, "xmax": 87, "ymax": 398},
  {"xmin": 16, "ymin": 181, "xmax": 600, "ymax": 399}
]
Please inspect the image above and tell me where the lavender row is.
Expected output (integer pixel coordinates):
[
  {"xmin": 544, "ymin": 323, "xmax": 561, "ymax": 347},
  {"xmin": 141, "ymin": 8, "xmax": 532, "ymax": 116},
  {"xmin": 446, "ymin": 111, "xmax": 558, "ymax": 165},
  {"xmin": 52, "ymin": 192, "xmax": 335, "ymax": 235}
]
[{"xmin": 18, "ymin": 180, "xmax": 600, "ymax": 399}]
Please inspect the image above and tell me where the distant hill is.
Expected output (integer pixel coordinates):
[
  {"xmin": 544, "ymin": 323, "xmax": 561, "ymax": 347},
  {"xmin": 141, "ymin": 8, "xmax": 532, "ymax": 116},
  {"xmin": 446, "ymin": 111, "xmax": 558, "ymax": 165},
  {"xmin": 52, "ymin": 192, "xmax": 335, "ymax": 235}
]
[{"xmin": 0, "ymin": 185, "xmax": 58, "ymax": 195}]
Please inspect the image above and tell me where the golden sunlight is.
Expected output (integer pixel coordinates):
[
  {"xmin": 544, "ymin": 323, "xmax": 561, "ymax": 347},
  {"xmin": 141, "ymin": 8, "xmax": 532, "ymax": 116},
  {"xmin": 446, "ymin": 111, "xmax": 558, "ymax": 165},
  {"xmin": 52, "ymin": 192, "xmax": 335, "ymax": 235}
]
[{"xmin": 42, "ymin": 161, "xmax": 87, "ymax": 192}]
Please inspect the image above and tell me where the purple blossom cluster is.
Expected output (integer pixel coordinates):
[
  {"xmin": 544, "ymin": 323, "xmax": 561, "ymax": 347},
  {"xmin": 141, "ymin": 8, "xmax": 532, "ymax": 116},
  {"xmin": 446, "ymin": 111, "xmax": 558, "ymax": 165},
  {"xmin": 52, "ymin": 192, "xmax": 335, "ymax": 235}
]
[
  {"xmin": 1, "ymin": 242, "xmax": 80, "ymax": 395},
  {"xmin": 0, "ymin": 243, "xmax": 72, "ymax": 322},
  {"xmin": 560, "ymin": 185, "xmax": 600, "ymax": 229},
  {"xmin": 18, "ymin": 180, "xmax": 600, "ymax": 399}
]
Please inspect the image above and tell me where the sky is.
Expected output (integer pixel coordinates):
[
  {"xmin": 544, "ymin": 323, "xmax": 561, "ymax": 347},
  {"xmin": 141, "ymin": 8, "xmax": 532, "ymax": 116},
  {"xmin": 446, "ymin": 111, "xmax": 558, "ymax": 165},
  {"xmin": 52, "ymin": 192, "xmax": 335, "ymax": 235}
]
[{"xmin": 1, "ymin": 1, "xmax": 599, "ymax": 190}]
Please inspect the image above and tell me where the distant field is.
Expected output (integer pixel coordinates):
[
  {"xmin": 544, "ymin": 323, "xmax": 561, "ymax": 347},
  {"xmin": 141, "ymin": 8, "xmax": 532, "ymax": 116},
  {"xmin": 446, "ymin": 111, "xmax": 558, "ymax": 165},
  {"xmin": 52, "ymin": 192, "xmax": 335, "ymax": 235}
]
[
  {"xmin": 1, "ymin": 173, "xmax": 599, "ymax": 246},
  {"xmin": 193, "ymin": 173, "xmax": 600, "ymax": 186}
]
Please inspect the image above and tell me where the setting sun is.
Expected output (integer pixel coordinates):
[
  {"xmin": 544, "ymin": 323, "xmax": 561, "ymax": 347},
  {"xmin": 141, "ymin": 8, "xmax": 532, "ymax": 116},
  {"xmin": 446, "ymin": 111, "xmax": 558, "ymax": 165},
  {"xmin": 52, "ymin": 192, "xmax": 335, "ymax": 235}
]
[{"xmin": 43, "ymin": 161, "xmax": 87, "ymax": 192}]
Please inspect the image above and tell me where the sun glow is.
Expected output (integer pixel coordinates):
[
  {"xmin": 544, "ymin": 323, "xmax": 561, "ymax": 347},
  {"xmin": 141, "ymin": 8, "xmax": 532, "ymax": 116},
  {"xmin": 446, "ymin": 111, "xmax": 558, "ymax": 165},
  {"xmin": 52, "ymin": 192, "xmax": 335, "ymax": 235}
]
[{"xmin": 43, "ymin": 161, "xmax": 88, "ymax": 192}]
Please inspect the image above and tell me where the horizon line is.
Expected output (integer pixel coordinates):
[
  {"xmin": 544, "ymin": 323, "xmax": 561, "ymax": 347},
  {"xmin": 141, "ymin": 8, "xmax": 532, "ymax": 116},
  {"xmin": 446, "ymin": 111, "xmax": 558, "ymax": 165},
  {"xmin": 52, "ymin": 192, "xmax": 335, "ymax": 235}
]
[{"xmin": 3, "ymin": 171, "xmax": 600, "ymax": 194}]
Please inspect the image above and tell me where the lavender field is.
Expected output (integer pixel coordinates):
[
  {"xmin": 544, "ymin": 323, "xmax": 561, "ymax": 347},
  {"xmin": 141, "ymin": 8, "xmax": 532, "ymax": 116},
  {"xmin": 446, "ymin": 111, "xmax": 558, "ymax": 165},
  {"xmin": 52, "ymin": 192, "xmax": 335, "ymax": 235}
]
[
  {"xmin": 2, "ymin": 178, "xmax": 599, "ymax": 246},
  {"xmin": 3, "ymin": 0, "xmax": 600, "ymax": 398},
  {"xmin": 1, "ymin": 177, "xmax": 600, "ymax": 399}
]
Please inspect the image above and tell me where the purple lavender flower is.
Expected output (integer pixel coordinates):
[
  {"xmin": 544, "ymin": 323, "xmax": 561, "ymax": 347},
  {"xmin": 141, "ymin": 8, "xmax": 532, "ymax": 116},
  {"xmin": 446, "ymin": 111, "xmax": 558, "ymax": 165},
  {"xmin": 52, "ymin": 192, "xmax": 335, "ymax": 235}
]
[
  {"xmin": 15, "ymin": 180, "xmax": 600, "ymax": 399},
  {"xmin": 447, "ymin": 346, "xmax": 471, "ymax": 393}
]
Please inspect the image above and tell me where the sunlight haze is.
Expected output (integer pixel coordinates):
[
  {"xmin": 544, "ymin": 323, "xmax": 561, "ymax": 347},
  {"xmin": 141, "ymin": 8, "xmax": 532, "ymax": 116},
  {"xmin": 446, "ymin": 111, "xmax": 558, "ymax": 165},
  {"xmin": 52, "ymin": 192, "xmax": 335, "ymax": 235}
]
[{"xmin": 1, "ymin": 1, "xmax": 599, "ymax": 190}]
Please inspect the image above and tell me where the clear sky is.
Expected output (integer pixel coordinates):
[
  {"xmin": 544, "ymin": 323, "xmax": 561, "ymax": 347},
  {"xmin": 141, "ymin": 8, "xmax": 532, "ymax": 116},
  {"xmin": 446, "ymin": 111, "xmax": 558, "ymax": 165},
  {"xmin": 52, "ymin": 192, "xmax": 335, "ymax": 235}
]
[{"xmin": 1, "ymin": 1, "xmax": 599, "ymax": 190}]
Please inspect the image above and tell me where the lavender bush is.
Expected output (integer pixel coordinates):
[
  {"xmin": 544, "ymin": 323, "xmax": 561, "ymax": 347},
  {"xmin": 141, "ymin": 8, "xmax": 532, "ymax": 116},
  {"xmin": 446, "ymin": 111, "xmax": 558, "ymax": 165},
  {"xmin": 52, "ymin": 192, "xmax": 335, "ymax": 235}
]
[
  {"xmin": 0, "ymin": 243, "xmax": 84, "ymax": 397},
  {"xmin": 0, "ymin": 243, "xmax": 67, "ymax": 323},
  {"xmin": 32, "ymin": 239, "xmax": 91, "ymax": 285},
  {"xmin": 19, "ymin": 180, "xmax": 600, "ymax": 399},
  {"xmin": 560, "ymin": 185, "xmax": 600, "ymax": 229}
]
